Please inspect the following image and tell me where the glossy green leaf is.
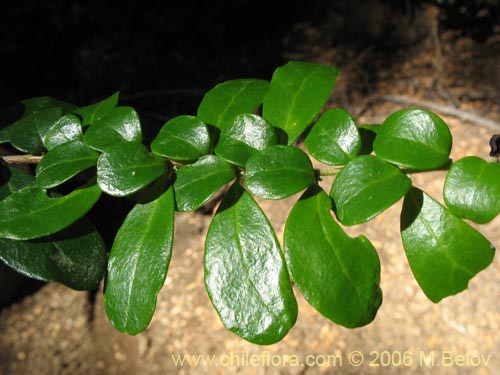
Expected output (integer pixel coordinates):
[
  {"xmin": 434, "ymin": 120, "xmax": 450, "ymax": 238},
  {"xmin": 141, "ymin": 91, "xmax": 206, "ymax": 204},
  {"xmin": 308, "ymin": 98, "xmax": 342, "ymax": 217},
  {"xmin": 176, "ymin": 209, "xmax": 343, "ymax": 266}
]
[
  {"xmin": 374, "ymin": 109, "xmax": 452, "ymax": 170},
  {"xmin": 284, "ymin": 187, "xmax": 382, "ymax": 328},
  {"xmin": 173, "ymin": 155, "xmax": 235, "ymax": 212},
  {"xmin": 215, "ymin": 114, "xmax": 277, "ymax": 166},
  {"xmin": 357, "ymin": 124, "xmax": 380, "ymax": 155},
  {"xmin": 263, "ymin": 61, "xmax": 339, "ymax": 144},
  {"xmin": 444, "ymin": 157, "xmax": 500, "ymax": 223},
  {"xmin": 150, "ymin": 115, "xmax": 211, "ymax": 161},
  {"xmin": 36, "ymin": 141, "xmax": 99, "ymax": 188},
  {"xmin": 245, "ymin": 145, "xmax": 315, "ymax": 199},
  {"xmin": 43, "ymin": 114, "xmax": 83, "ymax": 150},
  {"xmin": 0, "ymin": 167, "xmax": 34, "ymax": 201},
  {"xmin": 97, "ymin": 141, "xmax": 166, "ymax": 197},
  {"xmin": 205, "ymin": 183, "xmax": 297, "ymax": 344},
  {"xmin": 305, "ymin": 108, "xmax": 361, "ymax": 165},
  {"xmin": 0, "ymin": 183, "xmax": 102, "ymax": 240},
  {"xmin": 197, "ymin": 79, "xmax": 269, "ymax": 128},
  {"xmin": 74, "ymin": 92, "xmax": 119, "ymax": 126},
  {"xmin": 105, "ymin": 183, "xmax": 175, "ymax": 334},
  {"xmin": 401, "ymin": 187, "xmax": 495, "ymax": 302},
  {"xmin": 0, "ymin": 218, "xmax": 106, "ymax": 290},
  {"xmin": 84, "ymin": 106, "xmax": 142, "ymax": 151},
  {"xmin": 331, "ymin": 155, "xmax": 412, "ymax": 225}
]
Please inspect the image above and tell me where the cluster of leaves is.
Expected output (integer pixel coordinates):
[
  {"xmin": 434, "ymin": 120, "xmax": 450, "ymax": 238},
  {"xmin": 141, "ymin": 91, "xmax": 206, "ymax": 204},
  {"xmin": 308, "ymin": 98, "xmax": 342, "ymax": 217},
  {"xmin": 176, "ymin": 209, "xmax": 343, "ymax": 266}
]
[{"xmin": 0, "ymin": 62, "xmax": 497, "ymax": 344}]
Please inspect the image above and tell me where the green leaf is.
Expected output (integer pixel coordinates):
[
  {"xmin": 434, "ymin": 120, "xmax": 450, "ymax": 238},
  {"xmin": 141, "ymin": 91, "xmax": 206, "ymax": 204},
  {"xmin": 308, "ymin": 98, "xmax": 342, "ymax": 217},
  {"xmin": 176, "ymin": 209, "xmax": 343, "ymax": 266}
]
[
  {"xmin": 105, "ymin": 183, "xmax": 175, "ymax": 335},
  {"xmin": 150, "ymin": 115, "xmax": 211, "ymax": 161},
  {"xmin": 331, "ymin": 155, "xmax": 412, "ymax": 225},
  {"xmin": 284, "ymin": 187, "xmax": 382, "ymax": 328},
  {"xmin": 215, "ymin": 114, "xmax": 277, "ymax": 166},
  {"xmin": 401, "ymin": 187, "xmax": 495, "ymax": 302},
  {"xmin": 374, "ymin": 109, "xmax": 452, "ymax": 170},
  {"xmin": 245, "ymin": 145, "xmax": 315, "ymax": 199},
  {"xmin": 97, "ymin": 141, "xmax": 166, "ymax": 197},
  {"xmin": 0, "ymin": 183, "xmax": 102, "ymax": 240},
  {"xmin": 304, "ymin": 108, "xmax": 360, "ymax": 165},
  {"xmin": 83, "ymin": 106, "xmax": 142, "ymax": 151},
  {"xmin": 36, "ymin": 141, "xmax": 99, "ymax": 188},
  {"xmin": 205, "ymin": 183, "xmax": 297, "ymax": 344},
  {"xmin": 357, "ymin": 125, "xmax": 379, "ymax": 156},
  {"xmin": 444, "ymin": 157, "xmax": 500, "ymax": 223},
  {"xmin": 263, "ymin": 61, "xmax": 339, "ymax": 144},
  {"xmin": 43, "ymin": 114, "xmax": 83, "ymax": 150},
  {"xmin": 197, "ymin": 79, "xmax": 269, "ymax": 129},
  {"xmin": 173, "ymin": 155, "xmax": 235, "ymax": 212},
  {"xmin": 0, "ymin": 218, "xmax": 107, "ymax": 290},
  {"xmin": 74, "ymin": 92, "xmax": 119, "ymax": 126},
  {"xmin": 0, "ymin": 167, "xmax": 34, "ymax": 201}
]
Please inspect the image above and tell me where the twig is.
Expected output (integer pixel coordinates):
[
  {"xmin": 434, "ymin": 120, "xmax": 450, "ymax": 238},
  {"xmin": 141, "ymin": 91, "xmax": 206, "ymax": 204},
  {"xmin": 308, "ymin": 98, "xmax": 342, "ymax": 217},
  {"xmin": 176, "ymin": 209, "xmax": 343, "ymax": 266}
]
[
  {"xmin": 1, "ymin": 154, "xmax": 42, "ymax": 165},
  {"xmin": 380, "ymin": 95, "xmax": 500, "ymax": 131}
]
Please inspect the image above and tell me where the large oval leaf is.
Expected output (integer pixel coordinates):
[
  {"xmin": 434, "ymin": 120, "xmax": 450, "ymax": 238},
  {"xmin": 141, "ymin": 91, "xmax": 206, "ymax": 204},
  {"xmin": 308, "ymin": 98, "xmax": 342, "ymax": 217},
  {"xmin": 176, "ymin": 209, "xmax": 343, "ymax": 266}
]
[
  {"xmin": 401, "ymin": 187, "xmax": 495, "ymax": 302},
  {"xmin": 173, "ymin": 155, "xmax": 235, "ymax": 212},
  {"xmin": 105, "ymin": 184, "xmax": 175, "ymax": 334},
  {"xmin": 245, "ymin": 145, "xmax": 315, "ymax": 199},
  {"xmin": 205, "ymin": 183, "xmax": 297, "ymax": 344},
  {"xmin": 305, "ymin": 108, "xmax": 361, "ymax": 165},
  {"xmin": 284, "ymin": 187, "xmax": 382, "ymax": 328},
  {"xmin": 215, "ymin": 114, "xmax": 277, "ymax": 166},
  {"xmin": 197, "ymin": 79, "xmax": 269, "ymax": 128},
  {"xmin": 0, "ymin": 218, "xmax": 107, "ymax": 290},
  {"xmin": 150, "ymin": 115, "xmax": 211, "ymax": 161},
  {"xmin": 74, "ymin": 92, "xmax": 119, "ymax": 126},
  {"xmin": 444, "ymin": 156, "xmax": 500, "ymax": 224},
  {"xmin": 97, "ymin": 141, "xmax": 167, "ymax": 197},
  {"xmin": 373, "ymin": 109, "xmax": 452, "ymax": 170},
  {"xmin": 84, "ymin": 106, "xmax": 142, "ymax": 151},
  {"xmin": 263, "ymin": 61, "xmax": 339, "ymax": 144},
  {"xmin": 0, "ymin": 183, "xmax": 102, "ymax": 240},
  {"xmin": 36, "ymin": 141, "xmax": 99, "ymax": 188},
  {"xmin": 330, "ymin": 155, "xmax": 412, "ymax": 225},
  {"xmin": 43, "ymin": 114, "xmax": 83, "ymax": 150}
]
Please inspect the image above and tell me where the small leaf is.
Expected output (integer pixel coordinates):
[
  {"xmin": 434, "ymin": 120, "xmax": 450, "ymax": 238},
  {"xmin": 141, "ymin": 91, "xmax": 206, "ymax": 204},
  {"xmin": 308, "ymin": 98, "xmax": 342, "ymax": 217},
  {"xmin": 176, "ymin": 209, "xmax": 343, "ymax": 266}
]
[
  {"xmin": 97, "ymin": 141, "xmax": 166, "ymax": 197},
  {"xmin": 151, "ymin": 115, "xmax": 211, "ymax": 161},
  {"xmin": 284, "ymin": 187, "xmax": 382, "ymax": 328},
  {"xmin": 0, "ymin": 167, "xmax": 34, "ymax": 201},
  {"xmin": 305, "ymin": 108, "xmax": 361, "ymax": 165},
  {"xmin": 263, "ymin": 61, "xmax": 339, "ymax": 144},
  {"xmin": 245, "ymin": 145, "xmax": 315, "ymax": 199},
  {"xmin": 357, "ymin": 124, "xmax": 380, "ymax": 155},
  {"xmin": 105, "ymin": 184, "xmax": 175, "ymax": 334},
  {"xmin": 205, "ymin": 183, "xmax": 297, "ymax": 344},
  {"xmin": 401, "ymin": 187, "xmax": 495, "ymax": 302},
  {"xmin": 173, "ymin": 155, "xmax": 235, "ymax": 212},
  {"xmin": 215, "ymin": 114, "xmax": 277, "ymax": 166},
  {"xmin": 331, "ymin": 155, "xmax": 411, "ymax": 225},
  {"xmin": 0, "ymin": 218, "xmax": 107, "ymax": 290},
  {"xmin": 374, "ymin": 109, "xmax": 452, "ymax": 170},
  {"xmin": 43, "ymin": 114, "xmax": 83, "ymax": 150},
  {"xmin": 0, "ymin": 183, "xmax": 102, "ymax": 240},
  {"xmin": 444, "ymin": 157, "xmax": 500, "ymax": 223},
  {"xmin": 84, "ymin": 106, "xmax": 142, "ymax": 151},
  {"xmin": 36, "ymin": 141, "xmax": 99, "ymax": 188},
  {"xmin": 74, "ymin": 92, "xmax": 119, "ymax": 126},
  {"xmin": 197, "ymin": 79, "xmax": 269, "ymax": 128}
]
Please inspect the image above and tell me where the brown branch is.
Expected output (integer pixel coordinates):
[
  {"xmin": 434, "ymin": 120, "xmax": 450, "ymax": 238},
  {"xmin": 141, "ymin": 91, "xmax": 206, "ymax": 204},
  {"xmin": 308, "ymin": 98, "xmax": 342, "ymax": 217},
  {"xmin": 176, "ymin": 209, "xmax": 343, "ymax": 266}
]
[{"xmin": 1, "ymin": 154, "xmax": 43, "ymax": 165}]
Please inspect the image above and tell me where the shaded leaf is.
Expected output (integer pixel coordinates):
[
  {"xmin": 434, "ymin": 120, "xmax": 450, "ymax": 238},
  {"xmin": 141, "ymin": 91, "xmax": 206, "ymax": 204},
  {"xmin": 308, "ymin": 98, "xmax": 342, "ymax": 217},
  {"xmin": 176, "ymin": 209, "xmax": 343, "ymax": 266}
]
[
  {"xmin": 0, "ymin": 167, "xmax": 34, "ymax": 201},
  {"xmin": 205, "ymin": 183, "xmax": 297, "ymax": 344},
  {"xmin": 197, "ymin": 79, "xmax": 269, "ymax": 128},
  {"xmin": 151, "ymin": 115, "xmax": 211, "ymax": 161},
  {"xmin": 105, "ymin": 183, "xmax": 174, "ymax": 334},
  {"xmin": 284, "ymin": 187, "xmax": 382, "ymax": 328},
  {"xmin": 43, "ymin": 114, "xmax": 83, "ymax": 150},
  {"xmin": 401, "ymin": 187, "xmax": 495, "ymax": 302},
  {"xmin": 173, "ymin": 155, "xmax": 235, "ymax": 212},
  {"xmin": 263, "ymin": 61, "xmax": 339, "ymax": 144},
  {"xmin": 331, "ymin": 155, "xmax": 411, "ymax": 225},
  {"xmin": 215, "ymin": 114, "xmax": 277, "ymax": 166},
  {"xmin": 97, "ymin": 141, "xmax": 166, "ymax": 197},
  {"xmin": 74, "ymin": 92, "xmax": 119, "ymax": 126}
]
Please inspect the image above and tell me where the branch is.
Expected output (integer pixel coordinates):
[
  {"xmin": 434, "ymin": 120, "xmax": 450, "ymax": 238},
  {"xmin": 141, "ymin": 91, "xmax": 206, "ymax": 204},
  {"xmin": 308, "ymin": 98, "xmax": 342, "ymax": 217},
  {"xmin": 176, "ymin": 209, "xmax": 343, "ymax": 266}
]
[{"xmin": 1, "ymin": 154, "xmax": 42, "ymax": 165}]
